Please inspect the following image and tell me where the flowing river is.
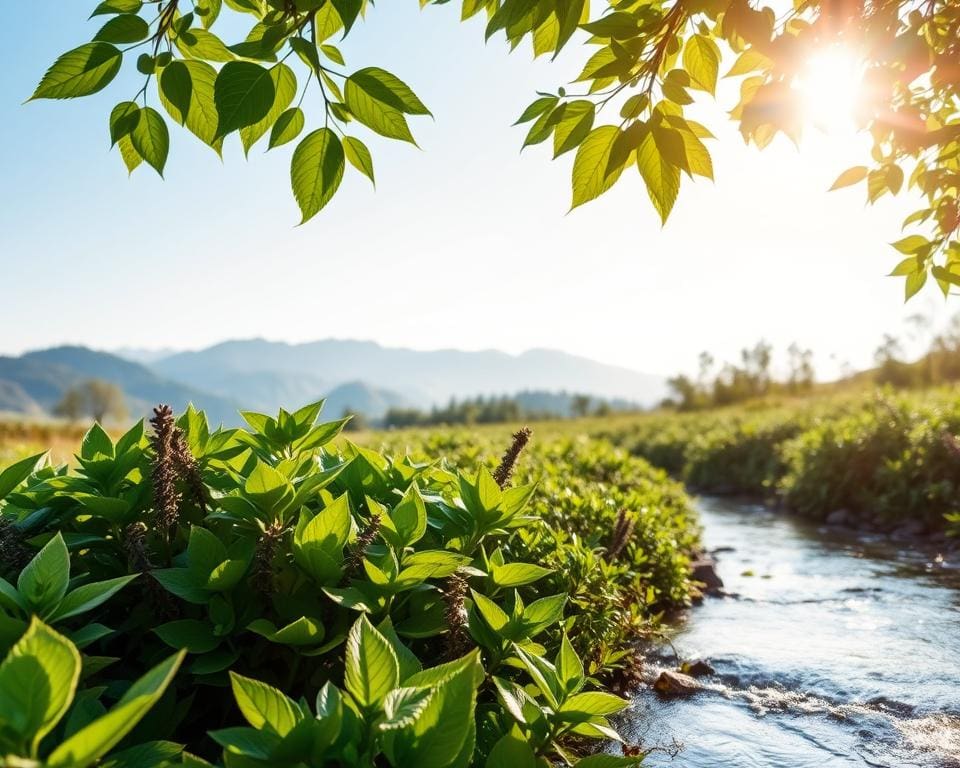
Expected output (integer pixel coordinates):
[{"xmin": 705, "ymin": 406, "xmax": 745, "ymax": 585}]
[{"xmin": 627, "ymin": 497, "xmax": 960, "ymax": 767}]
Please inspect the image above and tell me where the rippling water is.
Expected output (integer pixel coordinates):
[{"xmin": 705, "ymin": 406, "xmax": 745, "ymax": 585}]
[{"xmin": 626, "ymin": 497, "xmax": 960, "ymax": 767}]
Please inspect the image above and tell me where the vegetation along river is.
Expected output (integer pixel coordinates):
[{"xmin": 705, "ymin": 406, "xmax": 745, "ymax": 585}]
[{"xmin": 628, "ymin": 497, "xmax": 960, "ymax": 767}]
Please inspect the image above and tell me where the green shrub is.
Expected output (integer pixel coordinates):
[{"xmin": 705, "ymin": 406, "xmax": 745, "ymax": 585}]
[{"xmin": 0, "ymin": 403, "xmax": 699, "ymax": 766}]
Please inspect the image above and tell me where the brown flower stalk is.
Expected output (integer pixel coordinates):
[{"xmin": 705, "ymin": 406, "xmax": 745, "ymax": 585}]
[
  {"xmin": 171, "ymin": 431, "xmax": 208, "ymax": 514},
  {"xmin": 341, "ymin": 513, "xmax": 381, "ymax": 585},
  {"xmin": 493, "ymin": 427, "xmax": 532, "ymax": 489},
  {"xmin": 0, "ymin": 517, "xmax": 31, "ymax": 577},
  {"xmin": 149, "ymin": 405, "xmax": 181, "ymax": 534},
  {"xmin": 252, "ymin": 520, "xmax": 285, "ymax": 596},
  {"xmin": 442, "ymin": 572, "xmax": 470, "ymax": 660},
  {"xmin": 605, "ymin": 508, "xmax": 636, "ymax": 562}
]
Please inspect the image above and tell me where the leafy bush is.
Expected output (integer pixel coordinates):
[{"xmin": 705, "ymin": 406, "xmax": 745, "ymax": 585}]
[
  {"xmin": 0, "ymin": 402, "xmax": 700, "ymax": 766},
  {"xmin": 597, "ymin": 390, "xmax": 960, "ymax": 533}
]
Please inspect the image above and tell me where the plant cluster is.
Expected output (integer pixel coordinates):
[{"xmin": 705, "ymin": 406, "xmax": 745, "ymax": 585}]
[
  {"xmin": 0, "ymin": 400, "xmax": 700, "ymax": 766},
  {"xmin": 599, "ymin": 389, "xmax": 960, "ymax": 533}
]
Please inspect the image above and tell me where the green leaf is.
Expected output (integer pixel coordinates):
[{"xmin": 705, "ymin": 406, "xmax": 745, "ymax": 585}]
[
  {"xmin": 94, "ymin": 14, "xmax": 149, "ymax": 44},
  {"xmin": 18, "ymin": 532, "xmax": 70, "ymax": 614},
  {"xmin": 241, "ymin": 63, "xmax": 297, "ymax": 155},
  {"xmin": 829, "ymin": 165, "xmax": 868, "ymax": 191},
  {"xmin": 229, "ymin": 672, "xmax": 303, "ymax": 736},
  {"xmin": 390, "ymin": 483, "xmax": 427, "ymax": 548},
  {"xmin": 470, "ymin": 590, "xmax": 509, "ymax": 632},
  {"xmin": 214, "ymin": 61, "xmax": 276, "ymax": 137},
  {"xmin": 0, "ymin": 452, "xmax": 45, "ymax": 500},
  {"xmin": 571, "ymin": 125, "xmax": 625, "ymax": 209},
  {"xmin": 558, "ymin": 691, "xmax": 629, "ymax": 718},
  {"xmin": 904, "ymin": 268, "xmax": 928, "ymax": 300},
  {"xmin": 118, "ymin": 134, "xmax": 142, "ymax": 174},
  {"xmin": 0, "ymin": 619, "xmax": 81, "ymax": 750},
  {"xmin": 47, "ymin": 651, "xmax": 186, "ymax": 768},
  {"xmin": 486, "ymin": 733, "xmax": 536, "ymax": 768},
  {"xmin": 490, "ymin": 562, "xmax": 553, "ymax": 588},
  {"xmin": 91, "ymin": 0, "xmax": 143, "ymax": 16},
  {"xmin": 175, "ymin": 28, "xmax": 235, "ymax": 62},
  {"xmin": 131, "ymin": 107, "xmax": 169, "ymax": 177},
  {"xmin": 109, "ymin": 101, "xmax": 141, "ymax": 146},
  {"xmin": 248, "ymin": 616, "xmax": 324, "ymax": 646},
  {"xmin": 891, "ymin": 235, "xmax": 930, "ymax": 255},
  {"xmin": 556, "ymin": 634, "xmax": 583, "ymax": 694},
  {"xmin": 154, "ymin": 619, "xmax": 221, "ymax": 653},
  {"xmin": 514, "ymin": 96, "xmax": 557, "ymax": 125},
  {"xmin": 343, "ymin": 136, "xmax": 375, "ymax": 185},
  {"xmin": 637, "ymin": 129, "xmax": 681, "ymax": 224},
  {"xmin": 683, "ymin": 34, "xmax": 721, "ymax": 93},
  {"xmin": 344, "ymin": 69, "xmax": 426, "ymax": 144},
  {"xmin": 48, "ymin": 575, "xmax": 137, "ymax": 622},
  {"xmin": 553, "ymin": 100, "xmax": 594, "ymax": 158},
  {"xmin": 522, "ymin": 593, "xmax": 566, "ymax": 636},
  {"xmin": 32, "ymin": 42, "xmax": 123, "ymax": 99},
  {"xmin": 344, "ymin": 614, "xmax": 399, "ymax": 708},
  {"xmin": 269, "ymin": 107, "xmax": 305, "ymax": 149},
  {"xmin": 159, "ymin": 60, "xmax": 222, "ymax": 152},
  {"xmin": 291, "ymin": 128, "xmax": 345, "ymax": 223}
]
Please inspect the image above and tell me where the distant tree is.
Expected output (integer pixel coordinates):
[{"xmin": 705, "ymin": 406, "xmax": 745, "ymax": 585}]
[
  {"xmin": 54, "ymin": 379, "xmax": 127, "ymax": 424},
  {"xmin": 341, "ymin": 407, "xmax": 368, "ymax": 432},
  {"xmin": 874, "ymin": 334, "xmax": 915, "ymax": 387},
  {"xmin": 571, "ymin": 395, "xmax": 592, "ymax": 419},
  {"xmin": 787, "ymin": 343, "xmax": 815, "ymax": 393}
]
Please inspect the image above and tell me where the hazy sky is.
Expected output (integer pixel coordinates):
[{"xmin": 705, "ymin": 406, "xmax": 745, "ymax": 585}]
[{"xmin": 0, "ymin": 2, "xmax": 951, "ymax": 378}]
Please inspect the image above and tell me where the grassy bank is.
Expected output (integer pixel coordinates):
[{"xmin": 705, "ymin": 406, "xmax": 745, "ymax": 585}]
[
  {"xmin": 597, "ymin": 389, "xmax": 960, "ymax": 535},
  {"xmin": 0, "ymin": 404, "xmax": 701, "ymax": 766}
]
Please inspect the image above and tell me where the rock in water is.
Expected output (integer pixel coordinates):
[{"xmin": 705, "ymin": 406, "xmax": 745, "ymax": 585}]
[
  {"xmin": 681, "ymin": 659, "xmax": 715, "ymax": 677},
  {"xmin": 691, "ymin": 558, "xmax": 724, "ymax": 594},
  {"xmin": 654, "ymin": 670, "xmax": 702, "ymax": 697}
]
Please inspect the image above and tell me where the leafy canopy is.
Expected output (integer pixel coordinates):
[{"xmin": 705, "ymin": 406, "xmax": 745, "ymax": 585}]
[{"xmin": 32, "ymin": 0, "xmax": 960, "ymax": 295}]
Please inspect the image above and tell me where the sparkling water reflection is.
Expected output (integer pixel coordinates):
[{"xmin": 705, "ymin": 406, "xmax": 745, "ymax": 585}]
[{"xmin": 627, "ymin": 498, "xmax": 960, "ymax": 767}]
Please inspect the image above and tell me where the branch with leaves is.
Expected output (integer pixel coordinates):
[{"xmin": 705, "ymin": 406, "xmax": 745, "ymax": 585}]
[{"xmin": 31, "ymin": 0, "xmax": 960, "ymax": 298}]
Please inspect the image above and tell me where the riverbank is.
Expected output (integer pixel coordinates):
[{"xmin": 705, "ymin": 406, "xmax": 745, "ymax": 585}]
[
  {"xmin": 630, "ymin": 496, "xmax": 960, "ymax": 768},
  {"xmin": 596, "ymin": 389, "xmax": 960, "ymax": 538}
]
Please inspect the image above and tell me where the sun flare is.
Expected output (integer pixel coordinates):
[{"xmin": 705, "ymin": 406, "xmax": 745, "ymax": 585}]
[{"xmin": 798, "ymin": 47, "xmax": 864, "ymax": 135}]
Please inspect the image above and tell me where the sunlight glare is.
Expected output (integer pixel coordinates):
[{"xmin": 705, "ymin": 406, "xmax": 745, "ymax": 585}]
[{"xmin": 799, "ymin": 47, "xmax": 863, "ymax": 135}]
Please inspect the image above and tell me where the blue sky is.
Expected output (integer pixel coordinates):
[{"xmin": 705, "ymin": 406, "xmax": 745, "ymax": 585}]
[{"xmin": 0, "ymin": 2, "xmax": 950, "ymax": 378}]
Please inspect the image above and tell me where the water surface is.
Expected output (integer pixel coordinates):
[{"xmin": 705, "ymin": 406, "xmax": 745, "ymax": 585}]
[{"xmin": 627, "ymin": 497, "xmax": 960, "ymax": 767}]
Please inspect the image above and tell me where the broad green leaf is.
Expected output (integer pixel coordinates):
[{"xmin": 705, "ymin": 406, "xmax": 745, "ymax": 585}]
[
  {"xmin": 553, "ymin": 100, "xmax": 594, "ymax": 158},
  {"xmin": 18, "ymin": 532, "xmax": 70, "ymax": 614},
  {"xmin": 683, "ymin": 34, "xmax": 721, "ymax": 93},
  {"xmin": 344, "ymin": 614, "xmax": 399, "ymax": 708},
  {"xmin": 214, "ymin": 61, "xmax": 276, "ymax": 137},
  {"xmin": 491, "ymin": 562, "xmax": 553, "ymax": 588},
  {"xmin": 49, "ymin": 575, "xmax": 137, "ymax": 622},
  {"xmin": 0, "ymin": 452, "xmax": 45, "ymax": 500},
  {"xmin": 269, "ymin": 107, "xmax": 305, "ymax": 149},
  {"xmin": 0, "ymin": 619, "xmax": 81, "ymax": 749},
  {"xmin": 47, "ymin": 651, "xmax": 186, "ymax": 768},
  {"xmin": 637, "ymin": 130, "xmax": 681, "ymax": 224},
  {"xmin": 32, "ymin": 43, "xmax": 123, "ymax": 99},
  {"xmin": 343, "ymin": 136, "xmax": 375, "ymax": 185},
  {"xmin": 571, "ymin": 125, "xmax": 625, "ymax": 209},
  {"xmin": 175, "ymin": 28, "xmax": 235, "ymax": 62},
  {"xmin": 154, "ymin": 619, "xmax": 221, "ymax": 653},
  {"xmin": 829, "ymin": 165, "xmax": 868, "ymax": 191},
  {"xmin": 556, "ymin": 634, "xmax": 583, "ymax": 694},
  {"xmin": 470, "ymin": 590, "xmax": 509, "ymax": 632},
  {"xmin": 291, "ymin": 128, "xmax": 345, "ymax": 223},
  {"xmin": 90, "ymin": 0, "xmax": 142, "ymax": 15},
  {"xmin": 522, "ymin": 593, "xmax": 566, "ymax": 636},
  {"xmin": 159, "ymin": 60, "xmax": 223, "ymax": 152},
  {"xmin": 118, "ymin": 134, "xmax": 142, "ymax": 173},
  {"xmin": 891, "ymin": 235, "xmax": 930, "ymax": 255},
  {"xmin": 390, "ymin": 483, "xmax": 427, "ymax": 548},
  {"xmin": 241, "ymin": 63, "xmax": 297, "ymax": 154},
  {"xmin": 94, "ymin": 14, "xmax": 149, "ymax": 44},
  {"xmin": 229, "ymin": 672, "xmax": 303, "ymax": 736},
  {"xmin": 109, "ymin": 101, "xmax": 140, "ymax": 146},
  {"xmin": 344, "ymin": 69, "xmax": 425, "ymax": 144},
  {"xmin": 131, "ymin": 107, "xmax": 169, "ymax": 177},
  {"xmin": 558, "ymin": 691, "xmax": 629, "ymax": 718},
  {"xmin": 486, "ymin": 732, "xmax": 536, "ymax": 768}
]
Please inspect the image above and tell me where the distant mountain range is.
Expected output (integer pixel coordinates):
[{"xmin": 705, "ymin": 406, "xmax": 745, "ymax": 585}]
[{"xmin": 0, "ymin": 339, "xmax": 665, "ymax": 425}]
